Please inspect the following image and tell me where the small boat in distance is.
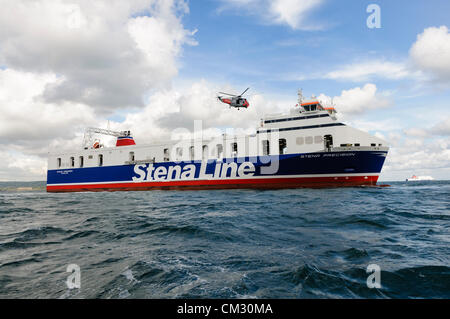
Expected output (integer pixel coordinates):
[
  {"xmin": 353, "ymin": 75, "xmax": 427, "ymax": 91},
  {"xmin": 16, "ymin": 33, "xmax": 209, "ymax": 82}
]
[{"xmin": 406, "ymin": 175, "xmax": 435, "ymax": 182}]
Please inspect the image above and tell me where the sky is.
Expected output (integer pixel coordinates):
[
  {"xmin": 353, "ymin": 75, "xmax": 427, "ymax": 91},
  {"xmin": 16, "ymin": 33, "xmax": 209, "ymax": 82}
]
[{"xmin": 0, "ymin": 0, "xmax": 449, "ymax": 181}]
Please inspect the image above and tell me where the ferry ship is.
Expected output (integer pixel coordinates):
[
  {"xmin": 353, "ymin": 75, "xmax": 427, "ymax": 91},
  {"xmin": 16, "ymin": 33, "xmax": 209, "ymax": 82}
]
[{"xmin": 46, "ymin": 91, "xmax": 389, "ymax": 192}]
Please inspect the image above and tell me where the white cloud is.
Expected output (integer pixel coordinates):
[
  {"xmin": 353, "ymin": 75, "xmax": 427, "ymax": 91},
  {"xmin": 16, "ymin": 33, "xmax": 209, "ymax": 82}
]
[
  {"xmin": 0, "ymin": 69, "xmax": 96, "ymax": 145},
  {"xmin": 410, "ymin": 26, "xmax": 450, "ymax": 82},
  {"xmin": 403, "ymin": 128, "xmax": 430, "ymax": 138},
  {"xmin": 108, "ymin": 80, "xmax": 292, "ymax": 143},
  {"xmin": 317, "ymin": 83, "xmax": 391, "ymax": 116},
  {"xmin": 269, "ymin": 0, "xmax": 324, "ymax": 29},
  {"xmin": 0, "ymin": 1, "xmax": 198, "ymax": 181},
  {"xmin": 323, "ymin": 60, "xmax": 413, "ymax": 82},
  {"xmin": 374, "ymin": 119, "xmax": 450, "ymax": 181},
  {"xmin": 313, "ymin": 26, "xmax": 450, "ymax": 85},
  {"xmin": 381, "ymin": 136, "xmax": 450, "ymax": 180},
  {"xmin": 219, "ymin": 0, "xmax": 324, "ymax": 30},
  {"xmin": 430, "ymin": 116, "xmax": 450, "ymax": 136},
  {"xmin": 401, "ymin": 116, "xmax": 450, "ymax": 138},
  {"xmin": 0, "ymin": 150, "xmax": 47, "ymax": 181},
  {"xmin": 0, "ymin": 0, "xmax": 196, "ymax": 111}
]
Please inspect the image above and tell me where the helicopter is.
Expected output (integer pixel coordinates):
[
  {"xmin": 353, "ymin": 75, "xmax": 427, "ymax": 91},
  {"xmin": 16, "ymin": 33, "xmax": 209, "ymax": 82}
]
[{"xmin": 217, "ymin": 87, "xmax": 250, "ymax": 109}]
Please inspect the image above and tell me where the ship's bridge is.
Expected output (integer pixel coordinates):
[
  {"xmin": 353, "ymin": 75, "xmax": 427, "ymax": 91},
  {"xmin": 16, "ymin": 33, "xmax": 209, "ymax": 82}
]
[
  {"xmin": 261, "ymin": 99, "xmax": 337, "ymax": 130},
  {"xmin": 301, "ymin": 100, "xmax": 336, "ymax": 115},
  {"xmin": 301, "ymin": 100, "xmax": 322, "ymax": 112}
]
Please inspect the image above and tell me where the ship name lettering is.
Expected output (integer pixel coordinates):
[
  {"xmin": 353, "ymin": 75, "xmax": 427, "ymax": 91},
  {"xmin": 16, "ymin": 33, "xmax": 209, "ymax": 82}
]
[{"xmin": 132, "ymin": 161, "xmax": 255, "ymax": 182}]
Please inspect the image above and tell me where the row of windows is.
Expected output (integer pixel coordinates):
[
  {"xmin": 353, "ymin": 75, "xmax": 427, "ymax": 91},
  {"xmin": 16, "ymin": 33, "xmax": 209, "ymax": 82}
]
[
  {"xmin": 60, "ymin": 135, "xmax": 386, "ymax": 168},
  {"xmin": 57, "ymin": 135, "xmax": 341, "ymax": 168},
  {"xmin": 57, "ymin": 155, "xmax": 99, "ymax": 168},
  {"xmin": 263, "ymin": 113, "xmax": 329, "ymax": 124},
  {"xmin": 171, "ymin": 139, "xmax": 288, "ymax": 161},
  {"xmin": 56, "ymin": 139, "xmax": 290, "ymax": 168}
]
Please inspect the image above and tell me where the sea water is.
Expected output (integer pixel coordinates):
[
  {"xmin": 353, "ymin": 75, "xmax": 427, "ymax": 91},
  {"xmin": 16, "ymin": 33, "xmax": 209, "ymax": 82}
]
[{"xmin": 0, "ymin": 181, "xmax": 448, "ymax": 298}]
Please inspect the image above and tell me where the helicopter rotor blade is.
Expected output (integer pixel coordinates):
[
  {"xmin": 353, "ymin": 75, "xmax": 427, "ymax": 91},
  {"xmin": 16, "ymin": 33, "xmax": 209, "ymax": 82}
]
[
  {"xmin": 218, "ymin": 92, "xmax": 237, "ymax": 97},
  {"xmin": 239, "ymin": 87, "xmax": 250, "ymax": 97}
]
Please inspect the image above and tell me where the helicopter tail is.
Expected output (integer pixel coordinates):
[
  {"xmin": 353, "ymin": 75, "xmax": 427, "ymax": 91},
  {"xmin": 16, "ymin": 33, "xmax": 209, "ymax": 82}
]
[{"xmin": 218, "ymin": 96, "xmax": 232, "ymax": 105}]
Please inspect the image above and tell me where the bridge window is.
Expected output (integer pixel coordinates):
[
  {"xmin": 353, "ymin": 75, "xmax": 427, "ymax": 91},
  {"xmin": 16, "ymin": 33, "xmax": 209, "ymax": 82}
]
[
  {"xmin": 216, "ymin": 144, "xmax": 223, "ymax": 159},
  {"xmin": 98, "ymin": 154, "xmax": 103, "ymax": 166},
  {"xmin": 296, "ymin": 137, "xmax": 304, "ymax": 145},
  {"xmin": 279, "ymin": 138, "xmax": 287, "ymax": 155},
  {"xmin": 57, "ymin": 158, "xmax": 61, "ymax": 168},
  {"xmin": 305, "ymin": 136, "xmax": 313, "ymax": 144},
  {"xmin": 189, "ymin": 146, "xmax": 195, "ymax": 161},
  {"xmin": 231, "ymin": 142, "xmax": 238, "ymax": 157},
  {"xmin": 129, "ymin": 151, "xmax": 135, "ymax": 162},
  {"xmin": 164, "ymin": 148, "xmax": 169, "ymax": 162},
  {"xmin": 262, "ymin": 140, "xmax": 270, "ymax": 155},
  {"xmin": 79, "ymin": 156, "xmax": 84, "ymax": 168}
]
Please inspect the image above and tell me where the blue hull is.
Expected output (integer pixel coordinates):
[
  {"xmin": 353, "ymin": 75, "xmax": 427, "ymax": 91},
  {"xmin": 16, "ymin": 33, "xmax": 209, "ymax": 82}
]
[{"xmin": 47, "ymin": 150, "xmax": 388, "ymax": 192}]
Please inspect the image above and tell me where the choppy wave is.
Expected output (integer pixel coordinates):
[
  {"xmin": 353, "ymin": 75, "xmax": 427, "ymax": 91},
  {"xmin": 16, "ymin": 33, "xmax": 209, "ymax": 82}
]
[{"xmin": 0, "ymin": 180, "xmax": 449, "ymax": 298}]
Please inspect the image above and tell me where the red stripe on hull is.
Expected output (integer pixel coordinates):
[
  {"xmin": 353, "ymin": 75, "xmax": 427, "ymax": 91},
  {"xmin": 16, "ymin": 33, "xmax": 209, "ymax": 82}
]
[{"xmin": 47, "ymin": 175, "xmax": 379, "ymax": 192}]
